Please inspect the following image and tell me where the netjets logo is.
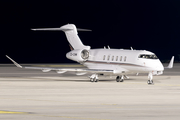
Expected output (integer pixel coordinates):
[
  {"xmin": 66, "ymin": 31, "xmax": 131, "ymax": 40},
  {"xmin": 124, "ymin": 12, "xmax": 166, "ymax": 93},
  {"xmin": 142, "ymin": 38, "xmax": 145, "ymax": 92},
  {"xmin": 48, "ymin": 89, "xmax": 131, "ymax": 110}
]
[{"xmin": 70, "ymin": 53, "xmax": 77, "ymax": 56}]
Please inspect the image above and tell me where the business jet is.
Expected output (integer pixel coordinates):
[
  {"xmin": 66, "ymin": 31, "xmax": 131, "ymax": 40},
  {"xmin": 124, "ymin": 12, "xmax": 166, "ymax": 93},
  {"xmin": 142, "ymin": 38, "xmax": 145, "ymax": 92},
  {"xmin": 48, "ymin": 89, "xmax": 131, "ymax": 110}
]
[{"xmin": 6, "ymin": 24, "xmax": 174, "ymax": 84}]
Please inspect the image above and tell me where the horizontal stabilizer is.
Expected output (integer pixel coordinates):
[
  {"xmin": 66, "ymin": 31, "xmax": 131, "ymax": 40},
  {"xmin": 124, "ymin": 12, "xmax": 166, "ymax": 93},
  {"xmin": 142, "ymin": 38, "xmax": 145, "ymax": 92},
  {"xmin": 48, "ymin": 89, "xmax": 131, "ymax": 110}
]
[
  {"xmin": 77, "ymin": 28, "xmax": 92, "ymax": 31},
  {"xmin": 31, "ymin": 28, "xmax": 91, "ymax": 31},
  {"xmin": 31, "ymin": 28, "xmax": 72, "ymax": 31}
]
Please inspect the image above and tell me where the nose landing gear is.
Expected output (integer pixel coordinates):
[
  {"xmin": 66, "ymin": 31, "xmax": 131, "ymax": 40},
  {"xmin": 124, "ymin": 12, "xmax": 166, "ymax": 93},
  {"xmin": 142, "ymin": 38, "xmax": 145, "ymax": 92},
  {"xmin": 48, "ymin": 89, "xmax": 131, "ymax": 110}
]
[
  {"xmin": 89, "ymin": 74, "xmax": 99, "ymax": 82},
  {"xmin": 147, "ymin": 72, "xmax": 154, "ymax": 85}
]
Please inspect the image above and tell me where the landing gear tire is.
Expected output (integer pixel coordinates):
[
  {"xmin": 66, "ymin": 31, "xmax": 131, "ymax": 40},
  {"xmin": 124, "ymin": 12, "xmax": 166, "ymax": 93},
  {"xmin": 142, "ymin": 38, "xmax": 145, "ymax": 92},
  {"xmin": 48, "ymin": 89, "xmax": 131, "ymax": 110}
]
[
  {"xmin": 147, "ymin": 80, "xmax": 153, "ymax": 85},
  {"xmin": 95, "ymin": 79, "xmax": 99, "ymax": 82},
  {"xmin": 116, "ymin": 76, "xmax": 124, "ymax": 82},
  {"xmin": 90, "ymin": 74, "xmax": 98, "ymax": 82},
  {"xmin": 90, "ymin": 78, "xmax": 94, "ymax": 82},
  {"xmin": 120, "ymin": 79, "xmax": 124, "ymax": 82},
  {"xmin": 116, "ymin": 76, "xmax": 120, "ymax": 82}
]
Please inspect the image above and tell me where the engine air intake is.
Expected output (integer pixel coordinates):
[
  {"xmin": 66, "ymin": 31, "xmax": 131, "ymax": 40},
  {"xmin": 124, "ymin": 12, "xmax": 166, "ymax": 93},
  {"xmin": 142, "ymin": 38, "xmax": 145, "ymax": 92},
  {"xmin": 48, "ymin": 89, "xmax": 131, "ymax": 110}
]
[{"xmin": 81, "ymin": 49, "xmax": 89, "ymax": 59}]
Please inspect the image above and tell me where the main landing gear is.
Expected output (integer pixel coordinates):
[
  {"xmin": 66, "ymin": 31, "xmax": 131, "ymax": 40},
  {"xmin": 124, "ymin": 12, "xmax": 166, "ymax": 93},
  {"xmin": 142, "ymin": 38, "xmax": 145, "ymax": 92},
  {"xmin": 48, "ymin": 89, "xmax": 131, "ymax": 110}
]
[
  {"xmin": 89, "ymin": 73, "xmax": 154, "ymax": 84},
  {"xmin": 89, "ymin": 74, "xmax": 99, "ymax": 82},
  {"xmin": 116, "ymin": 76, "xmax": 124, "ymax": 82},
  {"xmin": 147, "ymin": 72, "xmax": 154, "ymax": 85},
  {"xmin": 116, "ymin": 75, "xmax": 129, "ymax": 82}
]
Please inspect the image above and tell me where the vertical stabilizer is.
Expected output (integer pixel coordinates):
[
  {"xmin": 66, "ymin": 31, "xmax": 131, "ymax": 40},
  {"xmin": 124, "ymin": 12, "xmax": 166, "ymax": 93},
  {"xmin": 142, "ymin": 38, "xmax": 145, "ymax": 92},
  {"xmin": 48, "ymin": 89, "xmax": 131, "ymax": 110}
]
[{"xmin": 60, "ymin": 24, "xmax": 90, "ymax": 50}]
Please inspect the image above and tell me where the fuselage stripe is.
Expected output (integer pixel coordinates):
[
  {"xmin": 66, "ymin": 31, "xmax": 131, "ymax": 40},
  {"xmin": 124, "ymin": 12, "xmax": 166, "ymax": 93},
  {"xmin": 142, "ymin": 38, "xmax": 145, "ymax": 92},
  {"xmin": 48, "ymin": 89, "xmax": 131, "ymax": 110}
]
[{"xmin": 85, "ymin": 60, "xmax": 144, "ymax": 67}]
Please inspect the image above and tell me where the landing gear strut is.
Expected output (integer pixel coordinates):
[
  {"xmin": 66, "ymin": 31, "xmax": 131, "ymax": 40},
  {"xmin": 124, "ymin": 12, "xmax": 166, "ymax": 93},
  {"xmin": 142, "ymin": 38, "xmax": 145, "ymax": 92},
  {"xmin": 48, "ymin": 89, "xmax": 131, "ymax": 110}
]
[
  {"xmin": 116, "ymin": 76, "xmax": 124, "ymax": 82},
  {"xmin": 90, "ymin": 74, "xmax": 98, "ymax": 82},
  {"xmin": 147, "ymin": 72, "xmax": 154, "ymax": 85}
]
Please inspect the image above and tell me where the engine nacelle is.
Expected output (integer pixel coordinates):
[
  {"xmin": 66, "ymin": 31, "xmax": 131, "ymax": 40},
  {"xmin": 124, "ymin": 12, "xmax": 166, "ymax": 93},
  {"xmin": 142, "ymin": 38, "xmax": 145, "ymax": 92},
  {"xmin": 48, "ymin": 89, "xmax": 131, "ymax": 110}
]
[{"xmin": 66, "ymin": 49, "xmax": 89, "ymax": 62}]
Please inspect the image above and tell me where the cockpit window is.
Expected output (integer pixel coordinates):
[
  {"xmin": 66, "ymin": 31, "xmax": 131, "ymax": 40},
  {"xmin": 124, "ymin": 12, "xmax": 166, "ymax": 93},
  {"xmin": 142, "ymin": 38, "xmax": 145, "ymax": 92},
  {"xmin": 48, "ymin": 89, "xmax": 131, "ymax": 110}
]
[{"xmin": 138, "ymin": 54, "xmax": 158, "ymax": 59}]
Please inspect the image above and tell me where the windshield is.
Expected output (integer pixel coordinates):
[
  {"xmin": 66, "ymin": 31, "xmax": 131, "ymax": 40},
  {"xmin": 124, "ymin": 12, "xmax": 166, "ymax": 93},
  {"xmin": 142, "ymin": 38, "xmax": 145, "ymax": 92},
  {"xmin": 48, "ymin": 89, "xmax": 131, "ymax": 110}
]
[{"xmin": 138, "ymin": 54, "xmax": 158, "ymax": 59}]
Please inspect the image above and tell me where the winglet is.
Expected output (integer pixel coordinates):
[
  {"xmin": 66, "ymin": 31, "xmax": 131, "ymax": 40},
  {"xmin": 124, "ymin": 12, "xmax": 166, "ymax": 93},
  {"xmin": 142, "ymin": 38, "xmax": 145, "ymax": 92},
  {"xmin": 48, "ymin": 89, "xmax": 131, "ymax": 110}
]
[
  {"xmin": 6, "ymin": 55, "xmax": 23, "ymax": 68},
  {"xmin": 166, "ymin": 56, "xmax": 174, "ymax": 69}
]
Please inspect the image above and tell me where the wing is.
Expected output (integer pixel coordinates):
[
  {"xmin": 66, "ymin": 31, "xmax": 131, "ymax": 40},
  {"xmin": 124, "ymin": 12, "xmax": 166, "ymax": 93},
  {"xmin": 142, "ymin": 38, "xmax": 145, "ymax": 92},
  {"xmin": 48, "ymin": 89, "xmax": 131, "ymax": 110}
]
[{"xmin": 6, "ymin": 55, "xmax": 114, "ymax": 75}]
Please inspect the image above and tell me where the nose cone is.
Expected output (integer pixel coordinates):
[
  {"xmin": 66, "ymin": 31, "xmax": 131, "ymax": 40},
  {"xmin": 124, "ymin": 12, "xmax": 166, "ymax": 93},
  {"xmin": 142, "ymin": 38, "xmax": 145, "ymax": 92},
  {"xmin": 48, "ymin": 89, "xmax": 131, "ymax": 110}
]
[
  {"xmin": 145, "ymin": 59, "xmax": 164, "ymax": 71},
  {"xmin": 157, "ymin": 61, "xmax": 164, "ymax": 71},
  {"xmin": 152, "ymin": 59, "xmax": 164, "ymax": 71}
]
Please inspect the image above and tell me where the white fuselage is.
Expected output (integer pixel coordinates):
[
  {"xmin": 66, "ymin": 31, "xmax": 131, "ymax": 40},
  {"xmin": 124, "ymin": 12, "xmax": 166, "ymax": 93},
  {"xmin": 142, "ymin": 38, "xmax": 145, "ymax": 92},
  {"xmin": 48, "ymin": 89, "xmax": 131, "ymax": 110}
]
[{"xmin": 67, "ymin": 48, "xmax": 164, "ymax": 75}]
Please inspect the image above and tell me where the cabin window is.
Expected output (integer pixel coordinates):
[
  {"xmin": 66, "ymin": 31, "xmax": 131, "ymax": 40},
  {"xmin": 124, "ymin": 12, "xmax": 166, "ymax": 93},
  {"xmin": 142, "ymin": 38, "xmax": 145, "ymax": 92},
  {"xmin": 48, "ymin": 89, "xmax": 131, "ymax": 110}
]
[
  {"xmin": 124, "ymin": 56, "xmax": 127, "ymax": 61},
  {"xmin": 112, "ymin": 56, "xmax": 114, "ymax": 61},
  {"xmin": 138, "ymin": 54, "xmax": 158, "ymax": 59},
  {"xmin": 103, "ymin": 55, "xmax": 106, "ymax": 60},
  {"xmin": 120, "ymin": 56, "xmax": 122, "ymax": 61},
  {"xmin": 116, "ymin": 56, "xmax": 118, "ymax": 61},
  {"xmin": 107, "ymin": 55, "xmax": 110, "ymax": 61}
]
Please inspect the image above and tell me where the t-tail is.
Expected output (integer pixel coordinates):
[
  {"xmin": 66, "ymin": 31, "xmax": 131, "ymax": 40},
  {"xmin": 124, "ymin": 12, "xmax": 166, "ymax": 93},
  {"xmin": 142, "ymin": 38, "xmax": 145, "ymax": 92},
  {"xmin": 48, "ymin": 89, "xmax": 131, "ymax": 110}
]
[{"xmin": 31, "ymin": 24, "xmax": 91, "ymax": 50}]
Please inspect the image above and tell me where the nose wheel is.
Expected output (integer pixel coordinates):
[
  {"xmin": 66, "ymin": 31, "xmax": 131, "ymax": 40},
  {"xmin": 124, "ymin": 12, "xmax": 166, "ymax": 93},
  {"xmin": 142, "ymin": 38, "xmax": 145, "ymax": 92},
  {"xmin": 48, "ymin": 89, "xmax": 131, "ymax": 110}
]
[{"xmin": 147, "ymin": 80, "xmax": 153, "ymax": 84}]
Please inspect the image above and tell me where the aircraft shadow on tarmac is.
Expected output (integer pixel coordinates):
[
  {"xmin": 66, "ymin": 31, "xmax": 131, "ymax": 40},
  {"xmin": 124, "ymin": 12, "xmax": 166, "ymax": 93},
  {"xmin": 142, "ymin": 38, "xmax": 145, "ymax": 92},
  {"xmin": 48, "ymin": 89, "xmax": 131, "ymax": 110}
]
[{"xmin": 0, "ymin": 76, "xmax": 136, "ymax": 82}]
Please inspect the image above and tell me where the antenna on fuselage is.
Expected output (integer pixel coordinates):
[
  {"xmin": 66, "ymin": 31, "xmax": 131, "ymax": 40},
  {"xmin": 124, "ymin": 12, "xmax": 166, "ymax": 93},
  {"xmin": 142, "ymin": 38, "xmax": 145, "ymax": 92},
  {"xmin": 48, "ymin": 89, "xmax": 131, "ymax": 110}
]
[
  {"xmin": 130, "ymin": 47, "xmax": 133, "ymax": 50},
  {"xmin": 108, "ymin": 45, "xmax": 110, "ymax": 49},
  {"xmin": 104, "ymin": 46, "xmax": 106, "ymax": 49}
]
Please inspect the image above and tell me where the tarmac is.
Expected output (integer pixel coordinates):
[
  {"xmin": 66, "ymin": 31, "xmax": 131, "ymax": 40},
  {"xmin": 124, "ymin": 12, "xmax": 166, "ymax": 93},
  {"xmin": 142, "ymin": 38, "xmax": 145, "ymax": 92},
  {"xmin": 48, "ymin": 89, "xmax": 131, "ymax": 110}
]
[{"xmin": 0, "ymin": 63, "xmax": 180, "ymax": 120}]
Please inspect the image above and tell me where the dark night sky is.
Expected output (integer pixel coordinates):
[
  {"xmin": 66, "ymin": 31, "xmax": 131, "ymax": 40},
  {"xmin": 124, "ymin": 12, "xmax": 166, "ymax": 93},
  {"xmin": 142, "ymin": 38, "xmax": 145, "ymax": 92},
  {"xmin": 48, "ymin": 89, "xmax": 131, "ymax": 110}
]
[{"xmin": 1, "ymin": 0, "xmax": 180, "ymax": 63}]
